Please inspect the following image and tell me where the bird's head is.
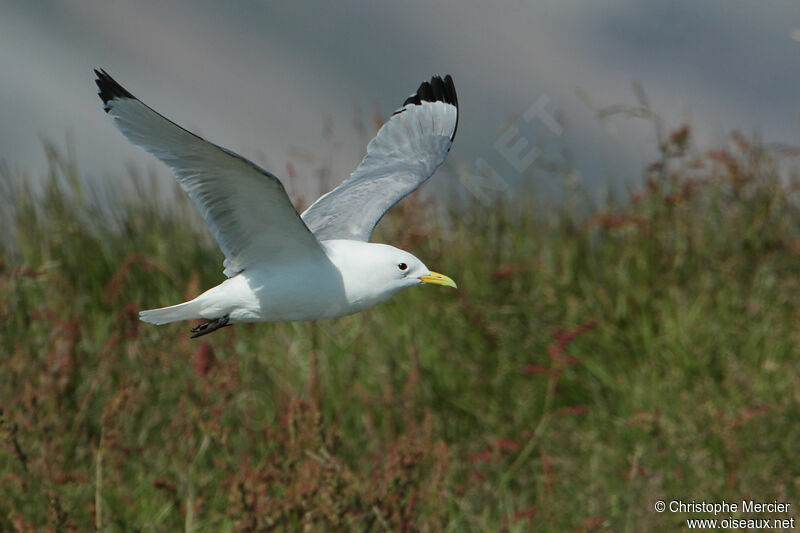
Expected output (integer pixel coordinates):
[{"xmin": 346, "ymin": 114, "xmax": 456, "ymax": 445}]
[{"xmin": 323, "ymin": 240, "xmax": 456, "ymax": 309}]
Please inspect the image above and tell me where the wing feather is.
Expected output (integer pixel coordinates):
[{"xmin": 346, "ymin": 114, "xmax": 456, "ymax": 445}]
[
  {"xmin": 94, "ymin": 69, "xmax": 324, "ymax": 277},
  {"xmin": 301, "ymin": 75, "xmax": 458, "ymax": 242}
]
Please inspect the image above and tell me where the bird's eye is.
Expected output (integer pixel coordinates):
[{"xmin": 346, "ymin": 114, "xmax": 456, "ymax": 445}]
[{"xmin": 398, "ymin": 262, "xmax": 408, "ymax": 271}]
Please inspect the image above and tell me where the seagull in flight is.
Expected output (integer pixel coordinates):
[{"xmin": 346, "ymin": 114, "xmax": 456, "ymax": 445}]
[{"xmin": 94, "ymin": 69, "xmax": 458, "ymax": 337}]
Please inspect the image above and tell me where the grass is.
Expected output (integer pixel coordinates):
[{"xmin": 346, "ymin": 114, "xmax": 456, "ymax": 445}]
[{"xmin": 1, "ymin": 127, "xmax": 800, "ymax": 531}]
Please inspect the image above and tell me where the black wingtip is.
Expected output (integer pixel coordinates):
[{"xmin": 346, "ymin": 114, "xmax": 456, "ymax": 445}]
[
  {"xmin": 94, "ymin": 68, "xmax": 135, "ymax": 112},
  {"xmin": 402, "ymin": 74, "xmax": 458, "ymax": 109},
  {"xmin": 395, "ymin": 75, "xmax": 459, "ymax": 141}
]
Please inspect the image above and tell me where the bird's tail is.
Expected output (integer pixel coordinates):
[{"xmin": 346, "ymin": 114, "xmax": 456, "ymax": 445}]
[{"xmin": 139, "ymin": 300, "xmax": 202, "ymax": 325}]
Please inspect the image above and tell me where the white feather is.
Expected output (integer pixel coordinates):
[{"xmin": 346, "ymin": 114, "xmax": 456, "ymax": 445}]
[
  {"xmin": 103, "ymin": 87, "xmax": 325, "ymax": 277},
  {"xmin": 94, "ymin": 70, "xmax": 458, "ymax": 330},
  {"xmin": 301, "ymin": 88, "xmax": 457, "ymax": 242}
]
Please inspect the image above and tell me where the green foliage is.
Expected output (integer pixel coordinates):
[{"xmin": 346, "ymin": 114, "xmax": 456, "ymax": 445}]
[{"xmin": 1, "ymin": 129, "xmax": 799, "ymax": 531}]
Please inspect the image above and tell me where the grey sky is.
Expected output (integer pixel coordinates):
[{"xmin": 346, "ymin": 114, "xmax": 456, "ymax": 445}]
[{"xmin": 1, "ymin": 1, "xmax": 799, "ymax": 202}]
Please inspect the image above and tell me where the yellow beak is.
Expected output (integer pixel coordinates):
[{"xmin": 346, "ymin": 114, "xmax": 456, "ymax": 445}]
[{"xmin": 419, "ymin": 271, "xmax": 457, "ymax": 289}]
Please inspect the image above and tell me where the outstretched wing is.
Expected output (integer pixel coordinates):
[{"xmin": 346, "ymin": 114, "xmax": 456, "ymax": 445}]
[
  {"xmin": 301, "ymin": 75, "xmax": 458, "ymax": 242},
  {"xmin": 94, "ymin": 69, "xmax": 325, "ymax": 277}
]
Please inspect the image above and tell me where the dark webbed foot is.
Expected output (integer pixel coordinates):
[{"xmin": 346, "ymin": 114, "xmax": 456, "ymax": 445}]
[{"xmin": 190, "ymin": 314, "xmax": 231, "ymax": 338}]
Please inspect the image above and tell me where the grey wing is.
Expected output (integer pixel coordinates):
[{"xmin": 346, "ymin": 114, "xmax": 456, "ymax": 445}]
[
  {"xmin": 94, "ymin": 69, "xmax": 325, "ymax": 277},
  {"xmin": 301, "ymin": 75, "xmax": 458, "ymax": 242}
]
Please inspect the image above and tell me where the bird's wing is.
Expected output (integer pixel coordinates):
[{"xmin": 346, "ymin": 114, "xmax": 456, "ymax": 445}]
[
  {"xmin": 94, "ymin": 69, "xmax": 325, "ymax": 277},
  {"xmin": 301, "ymin": 75, "xmax": 458, "ymax": 242}
]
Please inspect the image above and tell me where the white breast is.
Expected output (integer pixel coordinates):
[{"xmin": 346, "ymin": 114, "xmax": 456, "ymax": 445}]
[{"xmin": 188, "ymin": 239, "xmax": 408, "ymax": 323}]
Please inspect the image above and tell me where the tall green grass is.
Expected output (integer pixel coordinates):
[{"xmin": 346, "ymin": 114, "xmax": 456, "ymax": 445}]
[{"xmin": 1, "ymin": 128, "xmax": 799, "ymax": 531}]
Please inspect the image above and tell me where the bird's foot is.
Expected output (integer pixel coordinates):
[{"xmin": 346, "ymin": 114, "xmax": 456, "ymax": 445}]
[{"xmin": 190, "ymin": 314, "xmax": 231, "ymax": 338}]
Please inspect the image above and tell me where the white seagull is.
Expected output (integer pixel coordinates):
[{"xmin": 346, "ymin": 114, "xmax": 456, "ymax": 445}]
[{"xmin": 94, "ymin": 69, "xmax": 459, "ymax": 337}]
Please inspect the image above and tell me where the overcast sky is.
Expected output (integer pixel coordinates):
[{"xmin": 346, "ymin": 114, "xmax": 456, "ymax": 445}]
[{"xmin": 2, "ymin": 1, "xmax": 799, "ymax": 203}]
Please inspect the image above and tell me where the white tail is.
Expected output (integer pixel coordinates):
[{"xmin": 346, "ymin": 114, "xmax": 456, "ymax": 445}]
[{"xmin": 139, "ymin": 300, "xmax": 202, "ymax": 325}]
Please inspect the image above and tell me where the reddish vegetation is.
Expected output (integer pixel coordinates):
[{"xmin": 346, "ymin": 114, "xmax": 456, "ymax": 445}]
[
  {"xmin": 525, "ymin": 320, "xmax": 596, "ymax": 378},
  {"xmin": 469, "ymin": 438, "xmax": 521, "ymax": 463},
  {"xmin": 192, "ymin": 342, "xmax": 216, "ymax": 376},
  {"xmin": 4, "ymin": 125, "xmax": 799, "ymax": 529},
  {"xmin": 491, "ymin": 264, "xmax": 519, "ymax": 280},
  {"xmin": 554, "ymin": 405, "xmax": 589, "ymax": 417},
  {"xmin": 588, "ymin": 214, "xmax": 648, "ymax": 232}
]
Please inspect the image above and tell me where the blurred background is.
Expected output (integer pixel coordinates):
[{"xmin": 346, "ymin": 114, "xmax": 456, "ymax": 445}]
[
  {"xmin": 3, "ymin": 1, "xmax": 800, "ymax": 531},
  {"xmin": 3, "ymin": 0, "xmax": 800, "ymax": 197}
]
